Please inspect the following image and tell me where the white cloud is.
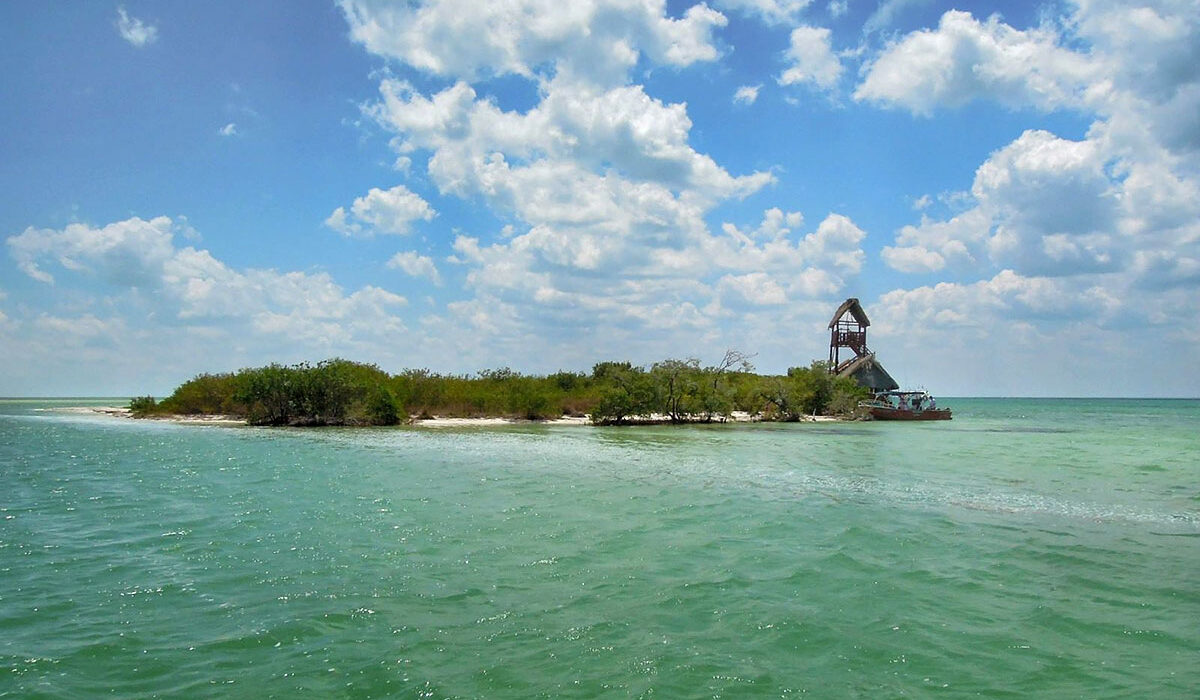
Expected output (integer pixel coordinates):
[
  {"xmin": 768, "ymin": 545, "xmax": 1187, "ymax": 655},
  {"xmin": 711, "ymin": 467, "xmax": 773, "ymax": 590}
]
[
  {"xmin": 862, "ymin": 0, "xmax": 931, "ymax": 36},
  {"xmin": 855, "ymin": 11, "xmax": 1096, "ymax": 115},
  {"xmin": 219, "ymin": 123, "xmax": 238, "ymax": 137},
  {"xmin": 867, "ymin": 268, "xmax": 1200, "ymax": 395},
  {"xmin": 881, "ymin": 118, "xmax": 1200, "ymax": 287},
  {"xmin": 975, "ymin": 131, "xmax": 1121, "ymax": 275},
  {"xmin": 372, "ymin": 78, "xmax": 771, "ymax": 202},
  {"xmin": 326, "ymin": 185, "xmax": 436, "ymax": 236},
  {"xmin": 734, "ymin": 84, "xmax": 761, "ymax": 105},
  {"xmin": 339, "ymin": 0, "xmax": 726, "ymax": 86},
  {"xmin": 715, "ymin": 0, "xmax": 812, "ymax": 25},
  {"xmin": 881, "ymin": 243, "xmax": 947, "ymax": 274},
  {"xmin": 116, "ymin": 6, "xmax": 158, "ymax": 48},
  {"xmin": 442, "ymin": 204, "xmax": 864, "ymax": 346},
  {"xmin": 779, "ymin": 26, "xmax": 843, "ymax": 90},
  {"xmin": 882, "ymin": 130, "xmax": 1125, "ymax": 277},
  {"xmin": 873, "ymin": 4, "xmax": 1200, "ymax": 288},
  {"xmin": 801, "ymin": 213, "xmax": 866, "ymax": 273},
  {"xmin": 717, "ymin": 272, "xmax": 788, "ymax": 307},
  {"xmin": 8, "ymin": 216, "xmax": 177, "ymax": 286},
  {"xmin": 882, "ymin": 208, "xmax": 988, "ymax": 273},
  {"xmin": 387, "ymin": 250, "xmax": 442, "ymax": 285},
  {"xmin": 336, "ymin": 0, "xmax": 870, "ymax": 368},
  {"xmin": 33, "ymin": 313, "xmax": 123, "ymax": 341},
  {"xmin": 1073, "ymin": 0, "xmax": 1200, "ymax": 106},
  {"xmin": 856, "ymin": 2, "xmax": 1200, "ymax": 138},
  {"xmin": 363, "ymin": 74, "xmax": 780, "ymax": 328},
  {"xmin": 8, "ymin": 216, "xmax": 409, "ymax": 347},
  {"xmin": 864, "ymin": 3, "xmax": 1200, "ymax": 395},
  {"xmin": 828, "ymin": 1, "xmax": 847, "ymax": 19}
]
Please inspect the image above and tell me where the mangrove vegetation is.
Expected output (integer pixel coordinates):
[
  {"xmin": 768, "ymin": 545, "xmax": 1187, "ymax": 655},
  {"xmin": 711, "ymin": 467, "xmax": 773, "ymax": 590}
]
[{"xmin": 131, "ymin": 352, "xmax": 868, "ymax": 426}]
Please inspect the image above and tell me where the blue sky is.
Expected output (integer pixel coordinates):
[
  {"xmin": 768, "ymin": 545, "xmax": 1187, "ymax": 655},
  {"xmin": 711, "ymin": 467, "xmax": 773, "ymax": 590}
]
[{"xmin": 2, "ymin": 0, "xmax": 1198, "ymax": 397}]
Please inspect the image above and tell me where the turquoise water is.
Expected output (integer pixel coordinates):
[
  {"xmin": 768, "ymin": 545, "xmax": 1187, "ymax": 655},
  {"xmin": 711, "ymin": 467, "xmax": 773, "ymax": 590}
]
[{"xmin": 2, "ymin": 398, "xmax": 1197, "ymax": 697}]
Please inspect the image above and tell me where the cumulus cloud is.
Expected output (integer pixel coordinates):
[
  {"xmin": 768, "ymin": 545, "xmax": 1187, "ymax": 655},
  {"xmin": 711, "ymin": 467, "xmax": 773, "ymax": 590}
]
[
  {"xmin": 855, "ymin": 11, "xmax": 1096, "ymax": 115},
  {"xmin": 862, "ymin": 0, "xmax": 931, "ymax": 36},
  {"xmin": 717, "ymin": 272, "xmax": 788, "ymax": 307},
  {"xmin": 362, "ymin": 72, "xmax": 780, "ymax": 328},
  {"xmin": 372, "ymin": 78, "xmax": 771, "ymax": 201},
  {"xmin": 858, "ymin": 2, "xmax": 1200, "ymax": 134},
  {"xmin": 874, "ymin": 3, "xmax": 1200, "ymax": 292},
  {"xmin": 444, "ymin": 204, "xmax": 864, "ymax": 341},
  {"xmin": 881, "ymin": 130, "xmax": 1127, "ymax": 277},
  {"xmin": 882, "ymin": 208, "xmax": 988, "ymax": 273},
  {"xmin": 387, "ymin": 250, "xmax": 442, "ymax": 285},
  {"xmin": 869, "ymin": 265, "xmax": 1200, "ymax": 394},
  {"xmin": 734, "ymin": 84, "xmax": 761, "ymax": 105},
  {"xmin": 219, "ymin": 123, "xmax": 238, "ymax": 137},
  {"xmin": 976, "ymin": 131, "xmax": 1122, "ymax": 275},
  {"xmin": 116, "ymin": 6, "xmax": 158, "ymax": 47},
  {"xmin": 335, "ymin": 0, "xmax": 869, "ymax": 363},
  {"xmin": 856, "ymin": 2, "xmax": 1200, "ymax": 394},
  {"xmin": 339, "ymin": 0, "xmax": 726, "ymax": 86},
  {"xmin": 715, "ymin": 0, "xmax": 812, "ymax": 25},
  {"xmin": 8, "ymin": 216, "xmax": 178, "ymax": 285},
  {"xmin": 8, "ymin": 216, "xmax": 408, "ymax": 346},
  {"xmin": 779, "ymin": 26, "xmax": 843, "ymax": 90},
  {"xmin": 326, "ymin": 185, "xmax": 436, "ymax": 236}
]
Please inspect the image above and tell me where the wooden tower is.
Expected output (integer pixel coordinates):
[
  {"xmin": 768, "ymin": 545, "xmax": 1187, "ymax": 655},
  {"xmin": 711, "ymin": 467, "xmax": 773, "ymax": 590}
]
[
  {"xmin": 828, "ymin": 298, "xmax": 871, "ymax": 373},
  {"xmin": 826, "ymin": 298, "xmax": 899, "ymax": 392}
]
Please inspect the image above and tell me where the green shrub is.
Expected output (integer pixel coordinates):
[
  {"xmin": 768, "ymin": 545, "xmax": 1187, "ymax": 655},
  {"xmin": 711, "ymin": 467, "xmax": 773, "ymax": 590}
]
[
  {"xmin": 128, "ymin": 395, "xmax": 158, "ymax": 416},
  {"xmin": 142, "ymin": 350, "xmax": 873, "ymax": 427},
  {"xmin": 361, "ymin": 385, "xmax": 401, "ymax": 425}
]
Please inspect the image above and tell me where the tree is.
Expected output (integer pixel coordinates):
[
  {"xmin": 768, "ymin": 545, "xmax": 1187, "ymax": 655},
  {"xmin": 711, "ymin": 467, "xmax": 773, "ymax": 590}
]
[
  {"xmin": 591, "ymin": 364, "xmax": 656, "ymax": 424},
  {"xmin": 234, "ymin": 364, "xmax": 297, "ymax": 425},
  {"xmin": 157, "ymin": 372, "xmax": 239, "ymax": 415},
  {"xmin": 696, "ymin": 350, "xmax": 755, "ymax": 422},
  {"xmin": 507, "ymin": 377, "xmax": 554, "ymax": 420},
  {"xmin": 128, "ymin": 395, "xmax": 157, "ymax": 416},
  {"xmin": 592, "ymin": 361, "xmax": 633, "ymax": 381},
  {"xmin": 650, "ymin": 358, "xmax": 700, "ymax": 422},
  {"xmin": 362, "ymin": 384, "xmax": 401, "ymax": 425},
  {"xmin": 759, "ymin": 374, "xmax": 811, "ymax": 421},
  {"xmin": 827, "ymin": 376, "xmax": 868, "ymax": 417}
]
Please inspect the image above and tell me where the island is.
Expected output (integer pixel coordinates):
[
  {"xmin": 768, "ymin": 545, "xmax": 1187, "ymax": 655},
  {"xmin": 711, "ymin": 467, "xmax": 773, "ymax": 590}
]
[
  {"xmin": 129, "ymin": 298, "xmax": 950, "ymax": 427},
  {"xmin": 128, "ymin": 352, "xmax": 868, "ymax": 427}
]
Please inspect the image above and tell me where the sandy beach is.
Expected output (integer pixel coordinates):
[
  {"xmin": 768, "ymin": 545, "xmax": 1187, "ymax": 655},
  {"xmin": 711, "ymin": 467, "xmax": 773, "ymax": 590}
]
[
  {"xmin": 68, "ymin": 406, "xmax": 840, "ymax": 426},
  {"xmin": 59, "ymin": 406, "xmax": 246, "ymax": 426}
]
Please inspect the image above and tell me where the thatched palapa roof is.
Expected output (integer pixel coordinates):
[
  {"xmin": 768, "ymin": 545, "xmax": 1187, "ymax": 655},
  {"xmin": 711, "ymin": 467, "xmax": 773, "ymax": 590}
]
[
  {"xmin": 836, "ymin": 352, "xmax": 899, "ymax": 392},
  {"xmin": 828, "ymin": 298, "xmax": 870, "ymax": 329}
]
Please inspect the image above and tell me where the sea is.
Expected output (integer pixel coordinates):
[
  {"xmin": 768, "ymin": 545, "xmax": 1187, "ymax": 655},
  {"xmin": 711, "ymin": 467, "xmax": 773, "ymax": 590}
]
[{"xmin": 1, "ymin": 398, "xmax": 1197, "ymax": 698}]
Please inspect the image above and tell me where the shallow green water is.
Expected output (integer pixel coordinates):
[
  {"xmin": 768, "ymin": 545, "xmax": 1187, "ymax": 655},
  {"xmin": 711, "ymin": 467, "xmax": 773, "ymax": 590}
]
[{"xmin": 2, "ymin": 398, "xmax": 1197, "ymax": 697}]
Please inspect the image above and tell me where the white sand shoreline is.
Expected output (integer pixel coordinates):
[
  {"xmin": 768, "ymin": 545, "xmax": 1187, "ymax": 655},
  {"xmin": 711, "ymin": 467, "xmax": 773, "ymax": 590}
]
[
  {"xmin": 63, "ymin": 406, "xmax": 842, "ymax": 427},
  {"xmin": 55, "ymin": 406, "xmax": 246, "ymax": 426}
]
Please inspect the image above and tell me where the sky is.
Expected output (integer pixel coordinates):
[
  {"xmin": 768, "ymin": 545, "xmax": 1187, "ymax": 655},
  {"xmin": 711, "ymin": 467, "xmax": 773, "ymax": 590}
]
[{"xmin": 1, "ymin": 0, "xmax": 1198, "ymax": 397}]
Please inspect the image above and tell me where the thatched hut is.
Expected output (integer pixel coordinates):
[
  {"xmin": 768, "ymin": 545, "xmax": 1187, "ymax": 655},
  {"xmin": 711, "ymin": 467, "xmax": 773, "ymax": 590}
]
[{"xmin": 827, "ymin": 298, "xmax": 899, "ymax": 393}]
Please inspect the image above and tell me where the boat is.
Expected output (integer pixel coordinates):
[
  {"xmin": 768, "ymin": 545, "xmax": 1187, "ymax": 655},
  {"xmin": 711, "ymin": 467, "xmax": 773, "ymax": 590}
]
[{"xmin": 859, "ymin": 390, "xmax": 952, "ymax": 421}]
